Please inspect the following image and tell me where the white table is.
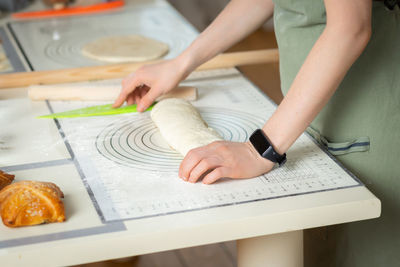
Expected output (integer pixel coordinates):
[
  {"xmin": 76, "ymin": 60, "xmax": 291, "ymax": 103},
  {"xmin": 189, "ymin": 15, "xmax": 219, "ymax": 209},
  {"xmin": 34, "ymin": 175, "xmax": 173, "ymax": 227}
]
[{"xmin": 0, "ymin": 1, "xmax": 380, "ymax": 266}]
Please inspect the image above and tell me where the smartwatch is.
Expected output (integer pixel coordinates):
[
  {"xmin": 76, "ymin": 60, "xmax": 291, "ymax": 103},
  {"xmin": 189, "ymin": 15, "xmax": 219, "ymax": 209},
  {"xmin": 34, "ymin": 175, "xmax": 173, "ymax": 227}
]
[{"xmin": 249, "ymin": 129, "xmax": 287, "ymax": 166}]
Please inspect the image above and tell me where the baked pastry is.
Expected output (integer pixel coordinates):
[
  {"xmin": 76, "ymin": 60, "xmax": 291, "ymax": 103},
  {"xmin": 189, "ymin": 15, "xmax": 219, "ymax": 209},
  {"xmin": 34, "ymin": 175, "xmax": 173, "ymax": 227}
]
[
  {"xmin": 0, "ymin": 181, "xmax": 66, "ymax": 228},
  {"xmin": 0, "ymin": 170, "xmax": 14, "ymax": 191}
]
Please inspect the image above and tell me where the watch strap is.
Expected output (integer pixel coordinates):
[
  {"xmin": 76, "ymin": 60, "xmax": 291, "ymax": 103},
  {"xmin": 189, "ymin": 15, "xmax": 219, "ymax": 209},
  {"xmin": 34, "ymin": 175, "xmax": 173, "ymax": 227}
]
[{"xmin": 249, "ymin": 129, "xmax": 287, "ymax": 166}]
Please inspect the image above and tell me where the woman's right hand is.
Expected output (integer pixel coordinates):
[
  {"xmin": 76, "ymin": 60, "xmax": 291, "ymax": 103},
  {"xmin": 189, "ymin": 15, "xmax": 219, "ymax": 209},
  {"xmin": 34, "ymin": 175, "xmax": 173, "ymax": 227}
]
[{"xmin": 113, "ymin": 58, "xmax": 189, "ymax": 112}]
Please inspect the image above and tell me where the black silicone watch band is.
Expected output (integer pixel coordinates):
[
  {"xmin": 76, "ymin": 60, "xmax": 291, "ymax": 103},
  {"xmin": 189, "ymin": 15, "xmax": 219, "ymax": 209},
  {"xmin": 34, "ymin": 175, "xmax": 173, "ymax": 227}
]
[{"xmin": 249, "ymin": 129, "xmax": 287, "ymax": 166}]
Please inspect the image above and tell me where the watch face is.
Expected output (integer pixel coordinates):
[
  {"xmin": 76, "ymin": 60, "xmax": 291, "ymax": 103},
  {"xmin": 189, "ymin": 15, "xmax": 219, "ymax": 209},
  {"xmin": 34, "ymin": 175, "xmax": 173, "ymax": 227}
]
[
  {"xmin": 249, "ymin": 129, "xmax": 270, "ymax": 155},
  {"xmin": 250, "ymin": 129, "xmax": 287, "ymax": 166}
]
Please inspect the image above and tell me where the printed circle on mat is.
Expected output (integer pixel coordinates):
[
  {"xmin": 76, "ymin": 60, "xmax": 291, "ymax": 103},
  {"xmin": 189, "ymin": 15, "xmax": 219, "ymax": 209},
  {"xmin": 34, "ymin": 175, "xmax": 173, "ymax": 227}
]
[{"xmin": 95, "ymin": 108, "xmax": 264, "ymax": 172}]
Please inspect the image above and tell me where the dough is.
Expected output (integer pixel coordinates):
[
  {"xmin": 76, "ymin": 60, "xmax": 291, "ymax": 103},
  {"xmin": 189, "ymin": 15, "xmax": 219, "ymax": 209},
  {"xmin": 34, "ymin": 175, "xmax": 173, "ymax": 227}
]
[
  {"xmin": 151, "ymin": 98, "xmax": 223, "ymax": 156},
  {"xmin": 81, "ymin": 35, "xmax": 169, "ymax": 63}
]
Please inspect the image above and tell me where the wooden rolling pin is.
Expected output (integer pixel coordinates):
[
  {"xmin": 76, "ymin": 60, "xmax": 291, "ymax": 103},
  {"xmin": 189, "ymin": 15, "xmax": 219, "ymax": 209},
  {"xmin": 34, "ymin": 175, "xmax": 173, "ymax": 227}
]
[
  {"xmin": 29, "ymin": 83, "xmax": 198, "ymax": 101},
  {"xmin": 0, "ymin": 49, "xmax": 278, "ymax": 89}
]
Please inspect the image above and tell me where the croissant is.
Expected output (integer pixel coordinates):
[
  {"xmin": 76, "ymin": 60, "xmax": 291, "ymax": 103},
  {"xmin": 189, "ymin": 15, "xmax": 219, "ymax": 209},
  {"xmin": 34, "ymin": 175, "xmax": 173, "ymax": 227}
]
[
  {"xmin": 0, "ymin": 181, "xmax": 66, "ymax": 227},
  {"xmin": 0, "ymin": 170, "xmax": 14, "ymax": 191}
]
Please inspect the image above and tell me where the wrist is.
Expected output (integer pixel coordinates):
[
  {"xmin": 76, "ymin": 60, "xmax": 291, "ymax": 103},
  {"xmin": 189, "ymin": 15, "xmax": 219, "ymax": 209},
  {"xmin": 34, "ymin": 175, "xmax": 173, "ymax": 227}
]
[
  {"xmin": 261, "ymin": 127, "xmax": 287, "ymax": 156},
  {"xmin": 175, "ymin": 50, "xmax": 198, "ymax": 78},
  {"xmin": 245, "ymin": 141, "xmax": 275, "ymax": 170},
  {"xmin": 248, "ymin": 129, "xmax": 287, "ymax": 166}
]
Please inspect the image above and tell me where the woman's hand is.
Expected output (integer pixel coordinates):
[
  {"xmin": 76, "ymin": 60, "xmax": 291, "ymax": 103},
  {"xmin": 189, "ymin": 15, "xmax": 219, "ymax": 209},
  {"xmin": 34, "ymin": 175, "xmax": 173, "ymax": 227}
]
[
  {"xmin": 113, "ymin": 58, "xmax": 189, "ymax": 112},
  {"xmin": 179, "ymin": 141, "xmax": 275, "ymax": 184}
]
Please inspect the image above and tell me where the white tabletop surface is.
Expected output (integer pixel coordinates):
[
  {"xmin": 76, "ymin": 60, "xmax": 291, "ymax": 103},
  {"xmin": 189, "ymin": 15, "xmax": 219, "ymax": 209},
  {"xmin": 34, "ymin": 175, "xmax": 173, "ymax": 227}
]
[{"xmin": 0, "ymin": 1, "xmax": 380, "ymax": 266}]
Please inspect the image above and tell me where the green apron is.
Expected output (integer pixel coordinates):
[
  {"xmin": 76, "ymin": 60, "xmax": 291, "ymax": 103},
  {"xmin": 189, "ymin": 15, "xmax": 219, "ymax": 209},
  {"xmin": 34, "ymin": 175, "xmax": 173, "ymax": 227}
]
[{"xmin": 273, "ymin": 1, "xmax": 400, "ymax": 266}]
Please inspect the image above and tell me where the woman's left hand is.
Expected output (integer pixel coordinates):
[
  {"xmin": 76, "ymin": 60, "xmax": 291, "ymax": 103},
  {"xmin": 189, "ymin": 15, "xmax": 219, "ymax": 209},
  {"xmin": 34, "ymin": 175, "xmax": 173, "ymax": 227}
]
[{"xmin": 179, "ymin": 141, "xmax": 275, "ymax": 184}]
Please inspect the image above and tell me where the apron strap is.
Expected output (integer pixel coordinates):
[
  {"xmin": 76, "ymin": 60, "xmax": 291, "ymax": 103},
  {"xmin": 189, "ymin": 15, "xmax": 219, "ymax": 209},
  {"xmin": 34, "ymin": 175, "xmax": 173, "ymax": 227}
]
[{"xmin": 307, "ymin": 126, "xmax": 370, "ymax": 156}]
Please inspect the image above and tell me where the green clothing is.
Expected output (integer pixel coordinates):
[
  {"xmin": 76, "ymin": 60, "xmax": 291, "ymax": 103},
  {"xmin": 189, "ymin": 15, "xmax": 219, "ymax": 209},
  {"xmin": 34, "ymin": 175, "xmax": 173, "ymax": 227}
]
[{"xmin": 273, "ymin": 1, "xmax": 400, "ymax": 266}]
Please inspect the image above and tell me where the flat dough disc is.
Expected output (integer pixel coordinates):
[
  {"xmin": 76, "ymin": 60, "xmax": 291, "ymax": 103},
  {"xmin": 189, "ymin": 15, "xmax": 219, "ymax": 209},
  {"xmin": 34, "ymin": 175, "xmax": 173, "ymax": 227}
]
[
  {"xmin": 151, "ymin": 98, "xmax": 223, "ymax": 156},
  {"xmin": 81, "ymin": 35, "xmax": 169, "ymax": 63}
]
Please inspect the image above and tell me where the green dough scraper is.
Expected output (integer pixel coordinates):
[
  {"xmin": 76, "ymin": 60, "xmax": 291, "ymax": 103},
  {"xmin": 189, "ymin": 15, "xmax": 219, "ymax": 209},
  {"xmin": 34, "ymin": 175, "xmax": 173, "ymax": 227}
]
[{"xmin": 38, "ymin": 103, "xmax": 154, "ymax": 119}]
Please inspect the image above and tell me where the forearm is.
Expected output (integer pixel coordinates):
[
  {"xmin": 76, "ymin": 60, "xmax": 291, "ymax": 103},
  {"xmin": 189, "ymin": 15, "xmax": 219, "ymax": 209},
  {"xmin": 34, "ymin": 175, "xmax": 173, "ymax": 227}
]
[
  {"xmin": 177, "ymin": 0, "xmax": 274, "ymax": 74},
  {"xmin": 263, "ymin": 15, "xmax": 371, "ymax": 154}
]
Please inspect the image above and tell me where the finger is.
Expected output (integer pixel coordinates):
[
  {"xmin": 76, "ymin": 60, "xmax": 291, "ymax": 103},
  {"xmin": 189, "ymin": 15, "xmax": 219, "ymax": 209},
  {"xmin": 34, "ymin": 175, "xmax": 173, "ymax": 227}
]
[
  {"xmin": 137, "ymin": 88, "xmax": 159, "ymax": 112},
  {"xmin": 136, "ymin": 86, "xmax": 149, "ymax": 104},
  {"xmin": 134, "ymin": 94, "xmax": 140, "ymax": 105},
  {"xmin": 113, "ymin": 76, "xmax": 142, "ymax": 108},
  {"xmin": 127, "ymin": 93, "xmax": 135, "ymax": 106},
  {"xmin": 202, "ymin": 167, "xmax": 229, "ymax": 185},
  {"xmin": 179, "ymin": 147, "xmax": 208, "ymax": 180},
  {"xmin": 188, "ymin": 158, "xmax": 220, "ymax": 183},
  {"xmin": 139, "ymin": 86, "xmax": 150, "ymax": 98},
  {"xmin": 112, "ymin": 90, "xmax": 128, "ymax": 108},
  {"xmin": 130, "ymin": 89, "xmax": 140, "ymax": 104}
]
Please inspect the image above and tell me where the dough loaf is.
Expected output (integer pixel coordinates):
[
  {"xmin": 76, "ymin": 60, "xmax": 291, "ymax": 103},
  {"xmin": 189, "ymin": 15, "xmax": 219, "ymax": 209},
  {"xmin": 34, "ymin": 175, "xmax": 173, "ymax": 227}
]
[
  {"xmin": 81, "ymin": 35, "xmax": 169, "ymax": 63},
  {"xmin": 151, "ymin": 98, "xmax": 223, "ymax": 156}
]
